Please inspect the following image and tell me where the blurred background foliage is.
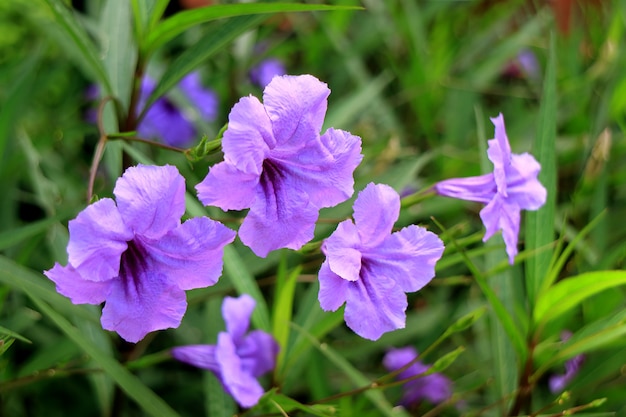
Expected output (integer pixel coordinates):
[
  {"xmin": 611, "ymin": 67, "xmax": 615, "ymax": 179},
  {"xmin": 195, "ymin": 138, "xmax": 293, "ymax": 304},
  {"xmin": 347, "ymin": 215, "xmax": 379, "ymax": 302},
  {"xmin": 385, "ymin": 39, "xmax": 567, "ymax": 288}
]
[{"xmin": 0, "ymin": 0, "xmax": 625, "ymax": 416}]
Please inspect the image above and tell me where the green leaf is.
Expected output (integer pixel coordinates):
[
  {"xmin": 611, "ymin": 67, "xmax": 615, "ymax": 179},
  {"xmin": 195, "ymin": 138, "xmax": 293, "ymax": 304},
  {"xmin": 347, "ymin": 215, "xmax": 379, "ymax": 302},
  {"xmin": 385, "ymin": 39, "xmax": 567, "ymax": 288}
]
[
  {"xmin": 0, "ymin": 211, "xmax": 70, "ymax": 252},
  {"xmin": 429, "ymin": 346, "xmax": 465, "ymax": 374},
  {"xmin": 222, "ymin": 245, "xmax": 271, "ymax": 333},
  {"xmin": 0, "ymin": 326, "xmax": 32, "ymax": 344},
  {"xmin": 432, "ymin": 217, "xmax": 527, "ymax": 362},
  {"xmin": 100, "ymin": 0, "xmax": 137, "ymax": 112},
  {"xmin": 25, "ymin": 293, "xmax": 182, "ymax": 417},
  {"xmin": 525, "ymin": 31, "xmax": 557, "ymax": 307},
  {"xmin": 291, "ymin": 324, "xmax": 410, "ymax": 417},
  {"xmin": 0, "ymin": 256, "xmax": 99, "ymax": 324},
  {"xmin": 272, "ymin": 258, "xmax": 301, "ymax": 377},
  {"xmin": 40, "ymin": 0, "xmax": 112, "ymax": 91},
  {"xmin": 144, "ymin": 3, "xmax": 360, "ymax": 55},
  {"xmin": 534, "ymin": 271, "xmax": 626, "ymax": 326},
  {"xmin": 141, "ymin": 14, "xmax": 265, "ymax": 119},
  {"xmin": 258, "ymin": 389, "xmax": 337, "ymax": 417}
]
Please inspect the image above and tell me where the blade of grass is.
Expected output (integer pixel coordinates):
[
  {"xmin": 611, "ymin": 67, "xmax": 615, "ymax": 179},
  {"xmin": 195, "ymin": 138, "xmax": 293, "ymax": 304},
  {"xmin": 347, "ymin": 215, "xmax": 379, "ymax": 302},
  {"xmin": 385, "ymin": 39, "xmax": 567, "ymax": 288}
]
[
  {"xmin": 26, "ymin": 293, "xmax": 182, "ymax": 417},
  {"xmin": 41, "ymin": 0, "xmax": 112, "ymax": 91},
  {"xmin": 525, "ymin": 32, "xmax": 557, "ymax": 308},
  {"xmin": 143, "ymin": 3, "xmax": 361, "ymax": 55}
]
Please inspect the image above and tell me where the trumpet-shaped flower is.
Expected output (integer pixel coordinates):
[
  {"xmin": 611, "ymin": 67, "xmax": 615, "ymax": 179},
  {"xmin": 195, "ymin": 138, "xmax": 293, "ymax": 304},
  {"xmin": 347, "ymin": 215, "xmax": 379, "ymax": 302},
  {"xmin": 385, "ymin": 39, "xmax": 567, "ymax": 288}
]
[
  {"xmin": 318, "ymin": 183, "xmax": 444, "ymax": 340},
  {"xmin": 196, "ymin": 74, "xmax": 363, "ymax": 257},
  {"xmin": 44, "ymin": 165, "xmax": 235, "ymax": 343},
  {"xmin": 434, "ymin": 113, "xmax": 546, "ymax": 263},
  {"xmin": 172, "ymin": 294, "xmax": 279, "ymax": 408},
  {"xmin": 383, "ymin": 347, "xmax": 452, "ymax": 406}
]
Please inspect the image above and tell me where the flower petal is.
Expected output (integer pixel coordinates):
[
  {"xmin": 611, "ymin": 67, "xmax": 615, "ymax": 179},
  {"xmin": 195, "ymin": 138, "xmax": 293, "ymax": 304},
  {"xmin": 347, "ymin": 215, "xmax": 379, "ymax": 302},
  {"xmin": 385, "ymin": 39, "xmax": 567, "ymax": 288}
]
[
  {"xmin": 171, "ymin": 344, "xmax": 220, "ymax": 373},
  {"xmin": 216, "ymin": 333, "xmax": 265, "ymax": 408},
  {"xmin": 138, "ymin": 98, "xmax": 197, "ymax": 147},
  {"xmin": 238, "ymin": 330, "xmax": 279, "ymax": 378},
  {"xmin": 142, "ymin": 217, "xmax": 235, "ymax": 291},
  {"xmin": 344, "ymin": 269, "xmax": 407, "ymax": 340},
  {"xmin": 263, "ymin": 75, "xmax": 329, "ymax": 148},
  {"xmin": 222, "ymin": 96, "xmax": 274, "ymax": 175},
  {"xmin": 434, "ymin": 173, "xmax": 496, "ymax": 204},
  {"xmin": 222, "ymin": 294, "xmax": 255, "ymax": 344},
  {"xmin": 480, "ymin": 196, "xmax": 521, "ymax": 264},
  {"xmin": 178, "ymin": 72, "xmax": 218, "ymax": 121},
  {"xmin": 196, "ymin": 162, "xmax": 259, "ymax": 211},
  {"xmin": 44, "ymin": 263, "xmax": 111, "ymax": 304},
  {"xmin": 238, "ymin": 172, "xmax": 318, "ymax": 257},
  {"xmin": 273, "ymin": 128, "xmax": 362, "ymax": 209},
  {"xmin": 508, "ymin": 153, "xmax": 547, "ymax": 210},
  {"xmin": 353, "ymin": 183, "xmax": 400, "ymax": 248},
  {"xmin": 318, "ymin": 261, "xmax": 349, "ymax": 312},
  {"xmin": 101, "ymin": 268, "xmax": 187, "ymax": 343},
  {"xmin": 114, "ymin": 165, "xmax": 185, "ymax": 240},
  {"xmin": 323, "ymin": 220, "xmax": 362, "ymax": 282},
  {"xmin": 368, "ymin": 225, "xmax": 444, "ymax": 293},
  {"xmin": 488, "ymin": 113, "xmax": 512, "ymax": 196},
  {"xmin": 67, "ymin": 198, "xmax": 132, "ymax": 282}
]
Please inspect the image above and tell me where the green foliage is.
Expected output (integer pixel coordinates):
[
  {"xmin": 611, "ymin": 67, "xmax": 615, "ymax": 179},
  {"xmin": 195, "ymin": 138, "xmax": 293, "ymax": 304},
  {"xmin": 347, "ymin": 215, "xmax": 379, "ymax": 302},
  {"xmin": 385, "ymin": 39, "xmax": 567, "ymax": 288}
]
[{"xmin": 1, "ymin": 0, "xmax": 625, "ymax": 416}]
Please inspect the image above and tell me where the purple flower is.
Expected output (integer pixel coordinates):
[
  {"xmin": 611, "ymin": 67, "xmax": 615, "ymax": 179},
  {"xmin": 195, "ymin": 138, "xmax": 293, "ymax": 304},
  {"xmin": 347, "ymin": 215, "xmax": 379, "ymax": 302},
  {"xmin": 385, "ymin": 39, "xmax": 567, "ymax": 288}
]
[
  {"xmin": 44, "ymin": 165, "xmax": 236, "ymax": 343},
  {"xmin": 434, "ymin": 113, "xmax": 546, "ymax": 264},
  {"xmin": 172, "ymin": 294, "xmax": 279, "ymax": 408},
  {"xmin": 549, "ymin": 331, "xmax": 585, "ymax": 393},
  {"xmin": 137, "ymin": 72, "xmax": 218, "ymax": 147},
  {"xmin": 383, "ymin": 347, "xmax": 452, "ymax": 407},
  {"xmin": 249, "ymin": 58, "xmax": 287, "ymax": 88},
  {"xmin": 196, "ymin": 74, "xmax": 363, "ymax": 257},
  {"xmin": 318, "ymin": 183, "xmax": 444, "ymax": 340}
]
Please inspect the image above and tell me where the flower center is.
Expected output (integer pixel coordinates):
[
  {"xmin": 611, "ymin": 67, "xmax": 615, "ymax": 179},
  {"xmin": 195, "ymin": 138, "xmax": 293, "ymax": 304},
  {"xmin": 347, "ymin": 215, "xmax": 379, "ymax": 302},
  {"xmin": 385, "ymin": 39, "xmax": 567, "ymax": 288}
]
[{"xmin": 119, "ymin": 239, "xmax": 149, "ymax": 297}]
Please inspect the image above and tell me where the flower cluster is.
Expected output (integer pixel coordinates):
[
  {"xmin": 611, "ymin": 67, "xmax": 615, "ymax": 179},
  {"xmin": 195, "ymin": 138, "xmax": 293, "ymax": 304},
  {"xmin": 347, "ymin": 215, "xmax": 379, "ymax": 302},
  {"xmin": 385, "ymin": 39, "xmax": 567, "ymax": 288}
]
[
  {"xmin": 172, "ymin": 295, "xmax": 278, "ymax": 408},
  {"xmin": 435, "ymin": 113, "xmax": 546, "ymax": 263},
  {"xmin": 49, "ymin": 71, "xmax": 548, "ymax": 410},
  {"xmin": 383, "ymin": 347, "xmax": 452, "ymax": 407}
]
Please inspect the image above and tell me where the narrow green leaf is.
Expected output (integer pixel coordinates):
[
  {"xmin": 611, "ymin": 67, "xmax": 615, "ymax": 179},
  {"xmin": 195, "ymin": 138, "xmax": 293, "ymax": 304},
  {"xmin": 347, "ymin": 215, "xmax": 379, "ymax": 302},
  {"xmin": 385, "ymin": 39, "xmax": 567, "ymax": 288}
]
[
  {"xmin": 0, "ymin": 213, "xmax": 70, "ymax": 251},
  {"xmin": 259, "ymin": 389, "xmax": 337, "ymax": 417},
  {"xmin": 141, "ymin": 14, "xmax": 266, "ymax": 119},
  {"xmin": 144, "ymin": 3, "xmax": 361, "ymax": 55},
  {"xmin": 272, "ymin": 260, "xmax": 301, "ymax": 377},
  {"xmin": 40, "ymin": 0, "xmax": 112, "ymax": 91},
  {"xmin": 429, "ymin": 346, "xmax": 465, "ymax": 374},
  {"xmin": 0, "ymin": 256, "xmax": 99, "ymax": 324},
  {"xmin": 222, "ymin": 246, "xmax": 271, "ymax": 333},
  {"xmin": 292, "ymin": 324, "xmax": 409, "ymax": 417},
  {"xmin": 148, "ymin": 0, "xmax": 176, "ymax": 31},
  {"xmin": 130, "ymin": 0, "xmax": 156, "ymax": 42},
  {"xmin": 540, "ymin": 210, "xmax": 607, "ymax": 296},
  {"xmin": 26, "ymin": 294, "xmax": 182, "ymax": 417},
  {"xmin": 432, "ymin": 217, "xmax": 527, "ymax": 362},
  {"xmin": 100, "ymin": 0, "xmax": 137, "ymax": 112},
  {"xmin": 534, "ymin": 271, "xmax": 626, "ymax": 326},
  {"xmin": 0, "ymin": 326, "xmax": 32, "ymax": 344},
  {"xmin": 525, "ymin": 31, "xmax": 557, "ymax": 307}
]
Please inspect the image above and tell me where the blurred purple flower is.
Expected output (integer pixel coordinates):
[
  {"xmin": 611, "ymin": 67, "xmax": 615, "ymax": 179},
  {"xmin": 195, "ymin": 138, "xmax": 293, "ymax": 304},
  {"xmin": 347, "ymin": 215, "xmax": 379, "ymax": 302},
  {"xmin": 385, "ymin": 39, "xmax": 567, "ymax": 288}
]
[
  {"xmin": 196, "ymin": 74, "xmax": 363, "ymax": 257},
  {"xmin": 318, "ymin": 183, "xmax": 444, "ymax": 340},
  {"xmin": 44, "ymin": 165, "xmax": 235, "ymax": 343},
  {"xmin": 549, "ymin": 331, "xmax": 585, "ymax": 393},
  {"xmin": 137, "ymin": 72, "xmax": 218, "ymax": 147},
  {"xmin": 249, "ymin": 58, "xmax": 286, "ymax": 88},
  {"xmin": 517, "ymin": 49, "xmax": 539, "ymax": 79},
  {"xmin": 172, "ymin": 294, "xmax": 279, "ymax": 408},
  {"xmin": 434, "ymin": 113, "xmax": 546, "ymax": 264},
  {"xmin": 383, "ymin": 347, "xmax": 452, "ymax": 407}
]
